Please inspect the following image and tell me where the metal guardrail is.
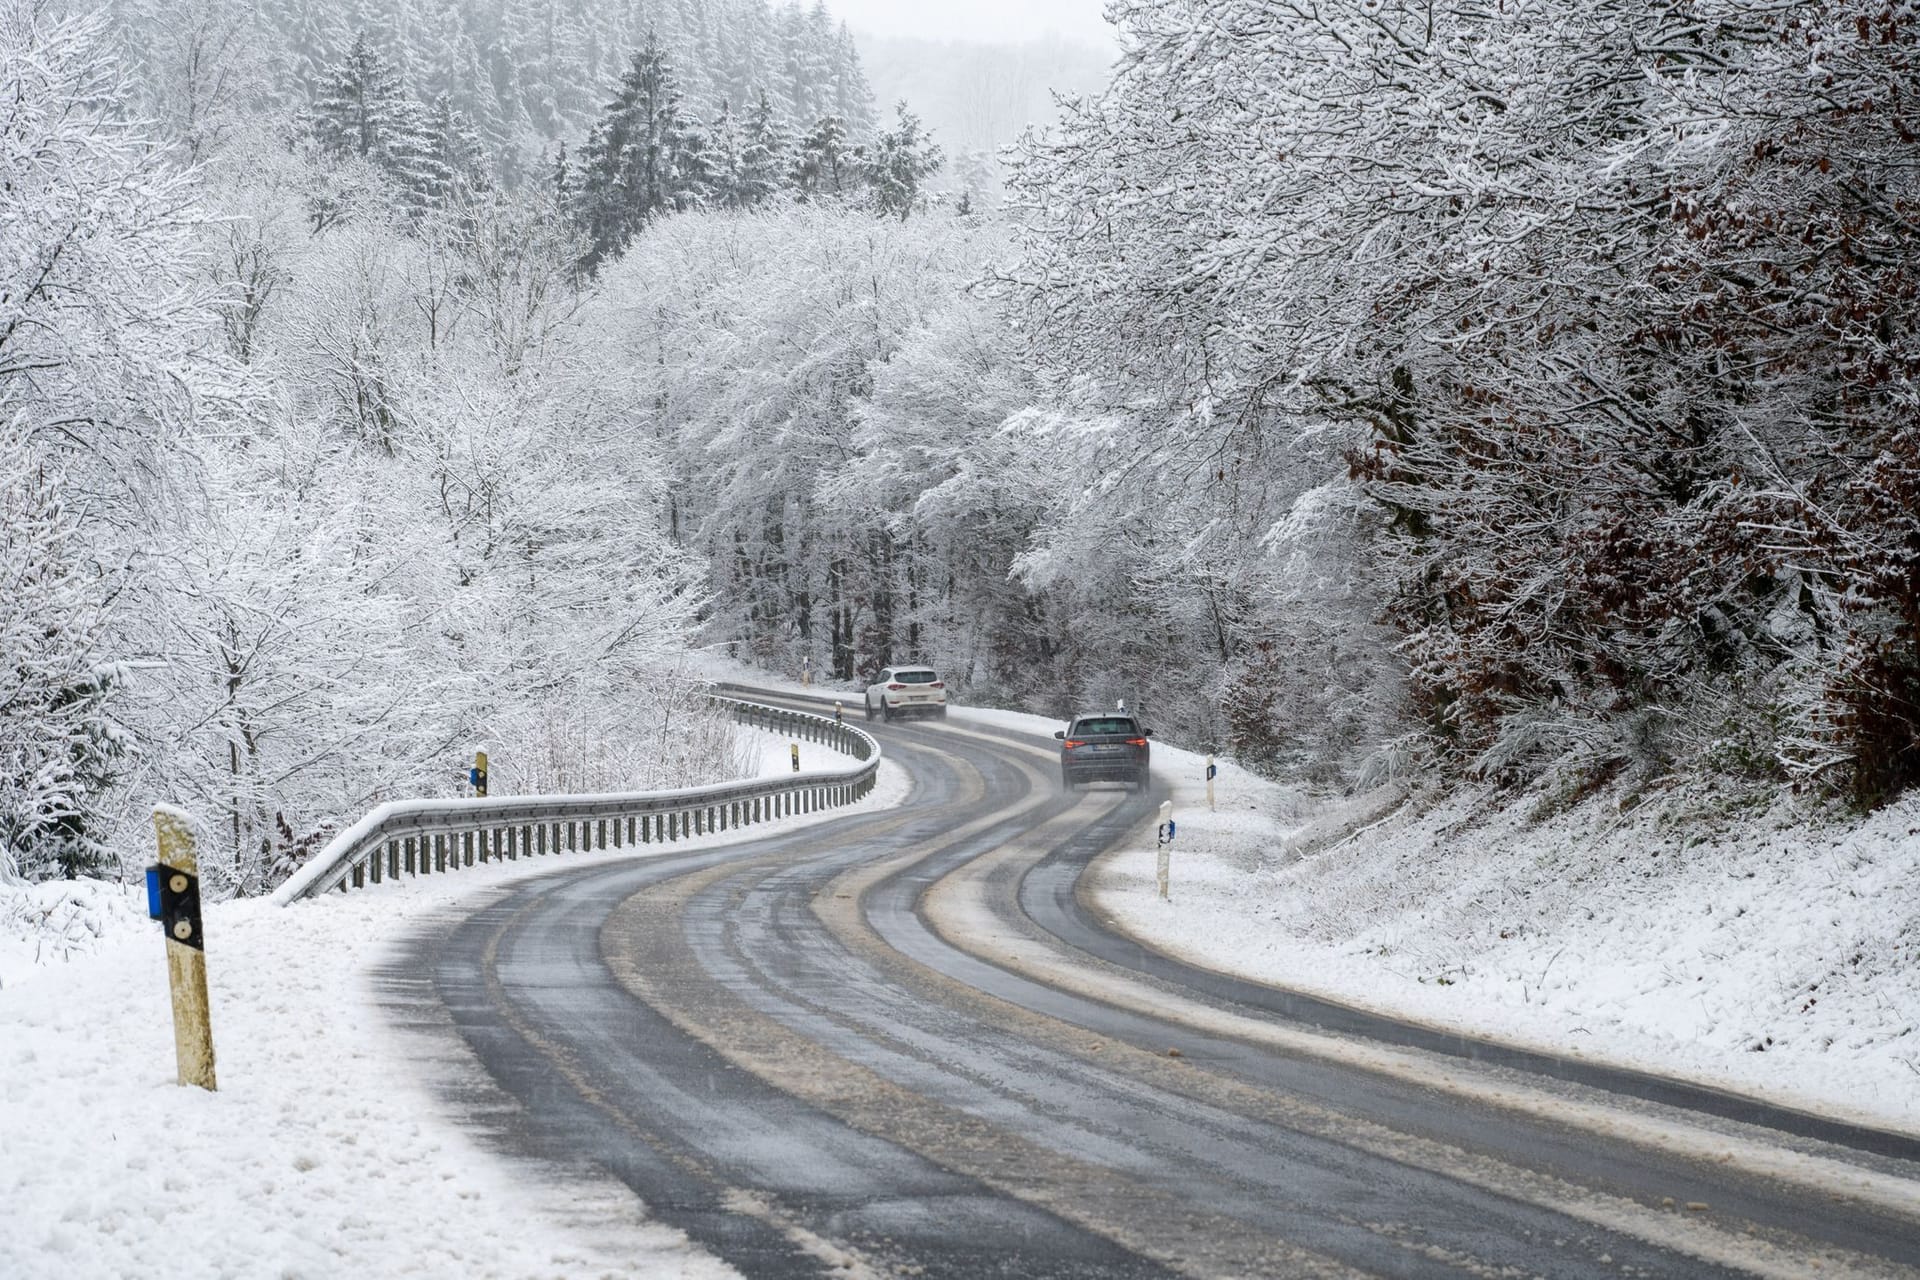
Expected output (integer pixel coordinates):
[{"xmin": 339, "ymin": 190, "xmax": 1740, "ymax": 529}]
[{"xmin": 271, "ymin": 695, "xmax": 878, "ymax": 904}]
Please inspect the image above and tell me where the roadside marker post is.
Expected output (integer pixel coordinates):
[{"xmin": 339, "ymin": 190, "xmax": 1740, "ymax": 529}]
[
  {"xmin": 1155, "ymin": 800, "xmax": 1175, "ymax": 900},
  {"xmin": 1206, "ymin": 756, "xmax": 1217, "ymax": 812},
  {"xmin": 470, "ymin": 749, "xmax": 488, "ymax": 798},
  {"xmin": 791, "ymin": 742, "xmax": 800, "ymax": 772},
  {"xmin": 147, "ymin": 806, "xmax": 217, "ymax": 1091},
  {"xmin": 801, "ymin": 655, "xmax": 813, "ymax": 687}
]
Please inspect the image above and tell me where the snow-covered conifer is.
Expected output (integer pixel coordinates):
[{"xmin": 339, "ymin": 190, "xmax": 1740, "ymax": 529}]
[
  {"xmin": 0, "ymin": 420, "xmax": 121, "ymax": 883},
  {"xmin": 866, "ymin": 101, "xmax": 942, "ymax": 221}
]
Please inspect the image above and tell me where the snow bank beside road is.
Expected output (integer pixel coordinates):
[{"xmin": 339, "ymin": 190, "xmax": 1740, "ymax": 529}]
[
  {"xmin": 0, "ymin": 759, "xmax": 909, "ymax": 1280},
  {"xmin": 1091, "ymin": 760, "xmax": 1920, "ymax": 1135}
]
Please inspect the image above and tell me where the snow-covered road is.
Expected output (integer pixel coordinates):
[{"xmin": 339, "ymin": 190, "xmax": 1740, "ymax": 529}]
[{"xmin": 371, "ymin": 692, "xmax": 1920, "ymax": 1277}]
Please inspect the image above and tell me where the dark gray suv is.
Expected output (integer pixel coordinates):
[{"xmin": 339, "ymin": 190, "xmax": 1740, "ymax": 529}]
[{"xmin": 1055, "ymin": 714, "xmax": 1152, "ymax": 791}]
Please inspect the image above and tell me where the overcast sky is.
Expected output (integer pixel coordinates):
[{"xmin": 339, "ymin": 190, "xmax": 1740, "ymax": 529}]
[{"xmin": 830, "ymin": 0, "xmax": 1116, "ymax": 48}]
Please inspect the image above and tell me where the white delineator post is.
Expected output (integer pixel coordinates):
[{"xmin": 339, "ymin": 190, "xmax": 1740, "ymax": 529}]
[
  {"xmin": 151, "ymin": 806, "xmax": 217, "ymax": 1091},
  {"xmin": 1206, "ymin": 755, "xmax": 1217, "ymax": 812},
  {"xmin": 1155, "ymin": 800, "xmax": 1174, "ymax": 901}
]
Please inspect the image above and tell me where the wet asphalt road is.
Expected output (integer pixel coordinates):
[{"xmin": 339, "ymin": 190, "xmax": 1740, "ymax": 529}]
[{"xmin": 387, "ymin": 696, "xmax": 1920, "ymax": 1278}]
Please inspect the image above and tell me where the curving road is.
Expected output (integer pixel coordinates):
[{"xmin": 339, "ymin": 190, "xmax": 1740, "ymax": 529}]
[{"xmin": 387, "ymin": 695, "xmax": 1920, "ymax": 1278}]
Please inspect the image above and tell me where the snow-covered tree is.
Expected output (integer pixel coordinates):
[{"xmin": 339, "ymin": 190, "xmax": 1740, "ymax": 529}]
[
  {"xmin": 571, "ymin": 33, "xmax": 709, "ymax": 272},
  {"xmin": 310, "ymin": 30, "xmax": 450, "ymax": 219},
  {"xmin": 0, "ymin": 420, "xmax": 122, "ymax": 882},
  {"xmin": 737, "ymin": 89, "xmax": 790, "ymax": 206},
  {"xmin": 790, "ymin": 112, "xmax": 853, "ymax": 200},
  {"xmin": 865, "ymin": 101, "xmax": 942, "ymax": 221},
  {"xmin": 1001, "ymin": 0, "xmax": 1920, "ymax": 800}
]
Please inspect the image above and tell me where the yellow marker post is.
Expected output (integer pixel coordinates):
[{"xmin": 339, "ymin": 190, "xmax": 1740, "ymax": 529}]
[
  {"xmin": 150, "ymin": 807, "xmax": 217, "ymax": 1091},
  {"xmin": 473, "ymin": 749, "xmax": 488, "ymax": 798},
  {"xmin": 790, "ymin": 742, "xmax": 800, "ymax": 772}
]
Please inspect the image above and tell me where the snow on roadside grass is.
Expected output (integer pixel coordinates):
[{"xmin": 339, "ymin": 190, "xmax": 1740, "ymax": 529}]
[
  {"xmin": 0, "ymin": 758, "xmax": 909, "ymax": 1280},
  {"xmin": 0, "ymin": 878, "xmax": 147, "ymax": 991},
  {"xmin": 1090, "ymin": 754, "xmax": 1920, "ymax": 1135}
]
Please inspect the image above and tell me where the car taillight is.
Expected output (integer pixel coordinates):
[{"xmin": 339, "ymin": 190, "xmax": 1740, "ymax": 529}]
[
  {"xmin": 1126, "ymin": 738, "xmax": 1147, "ymax": 746},
  {"xmin": 1063, "ymin": 739, "xmax": 1085, "ymax": 749},
  {"xmin": 930, "ymin": 682, "xmax": 944, "ymax": 689},
  {"xmin": 887, "ymin": 683, "xmax": 906, "ymax": 690}
]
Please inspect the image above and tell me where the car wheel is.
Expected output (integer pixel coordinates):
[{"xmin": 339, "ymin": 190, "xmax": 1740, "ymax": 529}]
[{"xmin": 881, "ymin": 701, "xmax": 893, "ymax": 722}]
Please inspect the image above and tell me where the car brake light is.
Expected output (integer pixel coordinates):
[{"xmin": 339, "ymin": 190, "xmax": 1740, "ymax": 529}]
[
  {"xmin": 887, "ymin": 683, "xmax": 906, "ymax": 690},
  {"xmin": 930, "ymin": 682, "xmax": 944, "ymax": 689},
  {"xmin": 1063, "ymin": 739, "xmax": 1085, "ymax": 749},
  {"xmin": 1125, "ymin": 738, "xmax": 1147, "ymax": 746}
]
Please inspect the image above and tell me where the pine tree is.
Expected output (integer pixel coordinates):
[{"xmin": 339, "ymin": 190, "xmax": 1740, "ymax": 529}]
[
  {"xmin": 831, "ymin": 20, "xmax": 874, "ymax": 137},
  {"xmin": 350, "ymin": 0, "xmax": 419, "ymax": 86},
  {"xmin": 550, "ymin": 137, "xmax": 574, "ymax": 208},
  {"xmin": 0, "ymin": 421, "xmax": 122, "ymax": 883},
  {"xmin": 791, "ymin": 113, "xmax": 851, "ymax": 200},
  {"xmin": 311, "ymin": 29, "xmax": 409, "ymax": 159},
  {"xmin": 672, "ymin": 108, "xmax": 715, "ymax": 212},
  {"xmin": 423, "ymin": 92, "xmax": 488, "ymax": 208},
  {"xmin": 738, "ymin": 89, "xmax": 789, "ymax": 206},
  {"xmin": 707, "ymin": 98, "xmax": 747, "ymax": 209},
  {"xmin": 264, "ymin": 0, "xmax": 345, "ymax": 105},
  {"xmin": 312, "ymin": 31, "xmax": 469, "ymax": 220},
  {"xmin": 571, "ymin": 32, "xmax": 703, "ymax": 272},
  {"xmin": 866, "ymin": 101, "xmax": 942, "ymax": 220}
]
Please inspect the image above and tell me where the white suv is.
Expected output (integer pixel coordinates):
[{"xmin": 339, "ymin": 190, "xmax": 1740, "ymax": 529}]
[{"xmin": 864, "ymin": 666, "xmax": 947, "ymax": 721}]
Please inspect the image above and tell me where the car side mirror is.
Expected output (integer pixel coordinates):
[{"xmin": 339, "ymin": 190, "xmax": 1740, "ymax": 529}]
[
  {"xmin": 1053, "ymin": 730, "xmax": 1066, "ymax": 740},
  {"xmin": 1143, "ymin": 729, "xmax": 1154, "ymax": 737}
]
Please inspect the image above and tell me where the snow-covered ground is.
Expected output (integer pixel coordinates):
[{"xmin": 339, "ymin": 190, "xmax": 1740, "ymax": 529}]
[
  {"xmin": 0, "ymin": 742, "xmax": 908, "ymax": 1280},
  {"xmin": 1083, "ymin": 733, "xmax": 1920, "ymax": 1137}
]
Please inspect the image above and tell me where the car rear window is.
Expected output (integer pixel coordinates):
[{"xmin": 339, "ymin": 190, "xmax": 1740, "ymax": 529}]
[
  {"xmin": 895, "ymin": 670, "xmax": 939, "ymax": 684},
  {"xmin": 1072, "ymin": 717, "xmax": 1138, "ymax": 736}
]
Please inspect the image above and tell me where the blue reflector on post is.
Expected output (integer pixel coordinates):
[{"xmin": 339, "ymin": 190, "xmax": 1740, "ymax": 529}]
[{"xmin": 145, "ymin": 865, "xmax": 163, "ymax": 920}]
